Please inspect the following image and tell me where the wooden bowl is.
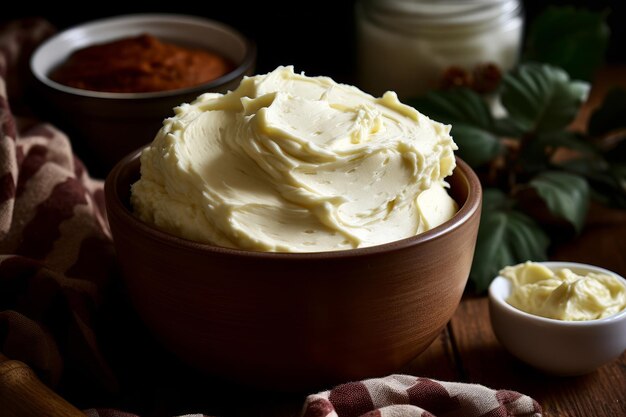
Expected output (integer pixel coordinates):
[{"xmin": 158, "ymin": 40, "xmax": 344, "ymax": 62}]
[{"xmin": 104, "ymin": 149, "xmax": 482, "ymax": 390}]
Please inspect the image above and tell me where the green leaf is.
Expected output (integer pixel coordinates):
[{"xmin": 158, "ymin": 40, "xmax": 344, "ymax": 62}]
[
  {"xmin": 528, "ymin": 171, "xmax": 590, "ymax": 233},
  {"xmin": 558, "ymin": 157, "xmax": 609, "ymax": 179},
  {"xmin": 589, "ymin": 88, "xmax": 626, "ymax": 136},
  {"xmin": 449, "ymin": 124, "xmax": 501, "ymax": 167},
  {"xmin": 517, "ymin": 131, "xmax": 600, "ymax": 175},
  {"xmin": 470, "ymin": 189, "xmax": 550, "ymax": 291},
  {"xmin": 610, "ymin": 164, "xmax": 626, "ymax": 189},
  {"xmin": 561, "ymin": 157, "xmax": 626, "ymax": 209},
  {"xmin": 407, "ymin": 88, "xmax": 493, "ymax": 128},
  {"xmin": 493, "ymin": 117, "xmax": 525, "ymax": 138},
  {"xmin": 524, "ymin": 6, "xmax": 610, "ymax": 81},
  {"xmin": 501, "ymin": 63, "xmax": 590, "ymax": 133},
  {"xmin": 534, "ymin": 131, "xmax": 599, "ymax": 155},
  {"xmin": 609, "ymin": 164, "xmax": 626, "ymax": 207},
  {"xmin": 408, "ymin": 89, "xmax": 501, "ymax": 167},
  {"xmin": 482, "ymin": 188, "xmax": 510, "ymax": 211},
  {"xmin": 574, "ymin": 139, "xmax": 626, "ymax": 208}
]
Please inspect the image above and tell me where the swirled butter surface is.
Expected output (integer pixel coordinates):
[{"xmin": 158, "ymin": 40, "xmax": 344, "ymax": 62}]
[
  {"xmin": 501, "ymin": 262, "xmax": 626, "ymax": 321},
  {"xmin": 131, "ymin": 66, "xmax": 458, "ymax": 252}
]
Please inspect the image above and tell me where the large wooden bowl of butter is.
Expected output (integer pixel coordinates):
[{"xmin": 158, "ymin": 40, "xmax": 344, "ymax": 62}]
[{"xmin": 105, "ymin": 67, "xmax": 482, "ymax": 390}]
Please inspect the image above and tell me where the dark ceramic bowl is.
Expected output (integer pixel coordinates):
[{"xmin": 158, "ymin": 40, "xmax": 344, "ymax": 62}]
[
  {"xmin": 30, "ymin": 14, "xmax": 255, "ymax": 173},
  {"xmin": 105, "ymin": 149, "xmax": 482, "ymax": 390}
]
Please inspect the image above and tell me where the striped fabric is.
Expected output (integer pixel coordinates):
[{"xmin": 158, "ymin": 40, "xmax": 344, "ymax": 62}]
[{"xmin": 0, "ymin": 19, "xmax": 542, "ymax": 417}]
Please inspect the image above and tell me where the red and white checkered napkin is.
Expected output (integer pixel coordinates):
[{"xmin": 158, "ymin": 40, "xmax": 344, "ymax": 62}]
[{"xmin": 301, "ymin": 374, "xmax": 542, "ymax": 417}]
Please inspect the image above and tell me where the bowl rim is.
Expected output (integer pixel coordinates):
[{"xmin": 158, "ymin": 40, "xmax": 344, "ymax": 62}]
[
  {"xmin": 489, "ymin": 261, "xmax": 626, "ymax": 326},
  {"xmin": 30, "ymin": 13, "xmax": 257, "ymax": 100},
  {"xmin": 105, "ymin": 147, "xmax": 482, "ymax": 260}
]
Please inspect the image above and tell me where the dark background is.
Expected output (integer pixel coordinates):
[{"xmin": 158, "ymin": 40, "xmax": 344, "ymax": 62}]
[{"xmin": 2, "ymin": 1, "xmax": 625, "ymax": 85}]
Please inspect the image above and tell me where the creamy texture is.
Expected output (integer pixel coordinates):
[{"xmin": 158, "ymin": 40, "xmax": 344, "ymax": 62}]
[
  {"xmin": 501, "ymin": 262, "xmax": 626, "ymax": 321},
  {"xmin": 131, "ymin": 66, "xmax": 458, "ymax": 252}
]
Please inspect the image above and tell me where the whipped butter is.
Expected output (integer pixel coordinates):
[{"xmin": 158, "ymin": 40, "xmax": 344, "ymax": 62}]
[
  {"xmin": 131, "ymin": 66, "xmax": 458, "ymax": 252},
  {"xmin": 501, "ymin": 262, "xmax": 626, "ymax": 321}
]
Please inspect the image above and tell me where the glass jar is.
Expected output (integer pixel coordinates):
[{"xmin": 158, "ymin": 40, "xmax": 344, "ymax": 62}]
[{"xmin": 355, "ymin": 0, "xmax": 524, "ymax": 98}]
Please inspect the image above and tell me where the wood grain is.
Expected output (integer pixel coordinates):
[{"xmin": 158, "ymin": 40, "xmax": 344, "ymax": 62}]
[
  {"xmin": 450, "ymin": 298, "xmax": 626, "ymax": 417},
  {"xmin": 402, "ymin": 326, "xmax": 460, "ymax": 382},
  {"xmin": 0, "ymin": 354, "xmax": 85, "ymax": 417}
]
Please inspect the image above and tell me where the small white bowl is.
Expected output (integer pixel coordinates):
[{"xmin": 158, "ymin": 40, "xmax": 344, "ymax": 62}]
[{"xmin": 489, "ymin": 261, "xmax": 626, "ymax": 376}]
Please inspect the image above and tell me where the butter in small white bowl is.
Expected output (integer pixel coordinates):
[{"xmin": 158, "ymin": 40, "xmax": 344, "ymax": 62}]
[{"xmin": 488, "ymin": 261, "xmax": 626, "ymax": 376}]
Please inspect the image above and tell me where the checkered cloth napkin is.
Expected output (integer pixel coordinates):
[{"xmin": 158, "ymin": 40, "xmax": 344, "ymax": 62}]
[
  {"xmin": 0, "ymin": 19, "xmax": 542, "ymax": 417},
  {"xmin": 300, "ymin": 375, "xmax": 541, "ymax": 417}
]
